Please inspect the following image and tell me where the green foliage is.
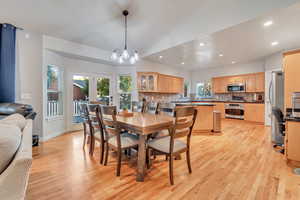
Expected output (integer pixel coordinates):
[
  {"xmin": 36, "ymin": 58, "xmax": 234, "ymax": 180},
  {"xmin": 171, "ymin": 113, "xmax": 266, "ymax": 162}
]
[
  {"xmin": 119, "ymin": 76, "xmax": 132, "ymax": 93},
  {"xmin": 80, "ymin": 78, "xmax": 89, "ymax": 98},
  {"xmin": 97, "ymin": 78, "xmax": 110, "ymax": 97}
]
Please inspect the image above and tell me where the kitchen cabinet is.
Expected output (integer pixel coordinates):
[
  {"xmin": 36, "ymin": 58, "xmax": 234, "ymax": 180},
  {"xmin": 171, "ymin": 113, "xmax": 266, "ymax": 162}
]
[
  {"xmin": 244, "ymin": 103, "xmax": 265, "ymax": 123},
  {"xmin": 213, "ymin": 103, "xmax": 225, "ymax": 118},
  {"xmin": 137, "ymin": 72, "xmax": 158, "ymax": 92},
  {"xmin": 212, "ymin": 78, "xmax": 226, "ymax": 93},
  {"xmin": 137, "ymin": 72, "xmax": 183, "ymax": 94},
  {"xmin": 255, "ymin": 72, "xmax": 265, "ymax": 92},
  {"xmin": 212, "ymin": 72, "xmax": 265, "ymax": 94},
  {"xmin": 245, "ymin": 75, "xmax": 256, "ymax": 93},
  {"xmin": 285, "ymin": 121, "xmax": 300, "ymax": 166},
  {"xmin": 283, "ymin": 50, "xmax": 300, "ymax": 109}
]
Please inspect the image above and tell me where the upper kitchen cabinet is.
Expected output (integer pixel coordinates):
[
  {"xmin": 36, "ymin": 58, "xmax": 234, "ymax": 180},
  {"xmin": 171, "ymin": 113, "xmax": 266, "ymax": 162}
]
[
  {"xmin": 137, "ymin": 72, "xmax": 183, "ymax": 94},
  {"xmin": 283, "ymin": 50, "xmax": 300, "ymax": 109},
  {"xmin": 212, "ymin": 72, "xmax": 265, "ymax": 94},
  {"xmin": 212, "ymin": 77, "xmax": 226, "ymax": 93},
  {"xmin": 255, "ymin": 72, "xmax": 265, "ymax": 92}
]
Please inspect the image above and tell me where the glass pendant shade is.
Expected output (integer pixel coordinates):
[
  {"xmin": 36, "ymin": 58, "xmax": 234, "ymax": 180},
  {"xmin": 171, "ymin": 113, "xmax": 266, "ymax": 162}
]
[
  {"xmin": 118, "ymin": 56, "xmax": 124, "ymax": 64},
  {"xmin": 129, "ymin": 56, "xmax": 136, "ymax": 64},
  {"xmin": 111, "ymin": 51, "xmax": 118, "ymax": 60},
  {"xmin": 134, "ymin": 51, "xmax": 139, "ymax": 61},
  {"xmin": 122, "ymin": 49, "xmax": 130, "ymax": 60}
]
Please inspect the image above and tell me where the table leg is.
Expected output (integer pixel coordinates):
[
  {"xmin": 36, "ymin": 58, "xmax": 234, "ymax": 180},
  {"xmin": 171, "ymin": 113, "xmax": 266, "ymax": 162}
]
[{"xmin": 137, "ymin": 135, "xmax": 146, "ymax": 182}]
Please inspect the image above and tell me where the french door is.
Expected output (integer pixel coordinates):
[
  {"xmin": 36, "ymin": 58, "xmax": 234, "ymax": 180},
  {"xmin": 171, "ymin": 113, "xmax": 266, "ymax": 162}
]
[{"xmin": 71, "ymin": 73, "xmax": 112, "ymax": 129}]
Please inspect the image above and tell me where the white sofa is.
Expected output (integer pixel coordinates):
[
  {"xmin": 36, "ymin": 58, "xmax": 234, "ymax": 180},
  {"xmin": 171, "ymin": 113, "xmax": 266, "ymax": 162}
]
[{"xmin": 0, "ymin": 116, "xmax": 33, "ymax": 200}]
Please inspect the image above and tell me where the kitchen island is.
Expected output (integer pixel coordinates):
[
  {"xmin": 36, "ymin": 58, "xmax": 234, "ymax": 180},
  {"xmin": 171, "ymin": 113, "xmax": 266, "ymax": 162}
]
[{"xmin": 176, "ymin": 103, "xmax": 215, "ymax": 133}]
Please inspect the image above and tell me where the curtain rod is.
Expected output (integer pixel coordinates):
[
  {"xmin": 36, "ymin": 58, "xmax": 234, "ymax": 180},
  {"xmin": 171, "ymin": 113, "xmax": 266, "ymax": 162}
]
[{"xmin": 1, "ymin": 23, "xmax": 24, "ymax": 30}]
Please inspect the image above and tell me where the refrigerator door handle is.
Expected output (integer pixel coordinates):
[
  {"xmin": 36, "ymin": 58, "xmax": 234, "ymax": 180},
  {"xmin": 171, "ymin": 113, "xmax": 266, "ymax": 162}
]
[{"xmin": 269, "ymin": 79, "xmax": 273, "ymax": 106}]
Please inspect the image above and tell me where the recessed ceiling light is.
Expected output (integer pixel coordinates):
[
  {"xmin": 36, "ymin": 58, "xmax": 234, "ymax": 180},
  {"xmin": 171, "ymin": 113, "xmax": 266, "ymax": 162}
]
[
  {"xmin": 159, "ymin": 55, "xmax": 163, "ymax": 59},
  {"xmin": 232, "ymin": 61, "xmax": 236, "ymax": 64},
  {"xmin": 181, "ymin": 62, "xmax": 185, "ymax": 65},
  {"xmin": 219, "ymin": 54, "xmax": 224, "ymax": 57},
  {"xmin": 25, "ymin": 33, "xmax": 30, "ymax": 39},
  {"xmin": 199, "ymin": 43, "xmax": 205, "ymax": 46},
  {"xmin": 271, "ymin": 41, "xmax": 279, "ymax": 46},
  {"xmin": 264, "ymin": 20, "xmax": 273, "ymax": 27}
]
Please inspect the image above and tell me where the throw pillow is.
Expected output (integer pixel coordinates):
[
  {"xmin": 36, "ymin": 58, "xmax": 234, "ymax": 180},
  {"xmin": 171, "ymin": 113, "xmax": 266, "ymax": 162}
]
[{"xmin": 0, "ymin": 113, "xmax": 26, "ymax": 131}]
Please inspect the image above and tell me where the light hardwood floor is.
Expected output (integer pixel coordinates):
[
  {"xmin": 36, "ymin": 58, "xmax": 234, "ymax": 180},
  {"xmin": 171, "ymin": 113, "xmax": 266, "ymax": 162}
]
[{"xmin": 26, "ymin": 119, "xmax": 300, "ymax": 200}]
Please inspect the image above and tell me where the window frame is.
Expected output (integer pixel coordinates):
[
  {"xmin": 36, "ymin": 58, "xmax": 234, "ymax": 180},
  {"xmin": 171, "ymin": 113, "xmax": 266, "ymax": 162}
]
[
  {"xmin": 46, "ymin": 65, "xmax": 64, "ymax": 120},
  {"xmin": 196, "ymin": 81, "xmax": 212, "ymax": 98}
]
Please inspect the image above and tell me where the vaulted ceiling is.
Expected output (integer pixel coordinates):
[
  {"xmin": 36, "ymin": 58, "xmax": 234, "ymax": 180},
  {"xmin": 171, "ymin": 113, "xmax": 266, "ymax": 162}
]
[{"xmin": 1, "ymin": 0, "xmax": 300, "ymax": 67}]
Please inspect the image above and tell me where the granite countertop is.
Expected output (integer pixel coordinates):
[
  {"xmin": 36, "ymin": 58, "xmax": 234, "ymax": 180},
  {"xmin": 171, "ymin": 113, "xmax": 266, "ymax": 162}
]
[
  {"xmin": 173, "ymin": 100, "xmax": 264, "ymax": 104},
  {"xmin": 175, "ymin": 102, "xmax": 215, "ymax": 106}
]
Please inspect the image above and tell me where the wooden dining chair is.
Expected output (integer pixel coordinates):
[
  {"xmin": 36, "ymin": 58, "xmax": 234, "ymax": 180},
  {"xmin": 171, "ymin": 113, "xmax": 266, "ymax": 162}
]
[
  {"xmin": 100, "ymin": 106, "xmax": 139, "ymax": 176},
  {"xmin": 131, "ymin": 101, "xmax": 145, "ymax": 112},
  {"xmin": 147, "ymin": 106, "xmax": 197, "ymax": 185},
  {"xmin": 79, "ymin": 103, "xmax": 97, "ymax": 155},
  {"xmin": 144, "ymin": 102, "xmax": 159, "ymax": 114},
  {"xmin": 157, "ymin": 103, "xmax": 176, "ymax": 116}
]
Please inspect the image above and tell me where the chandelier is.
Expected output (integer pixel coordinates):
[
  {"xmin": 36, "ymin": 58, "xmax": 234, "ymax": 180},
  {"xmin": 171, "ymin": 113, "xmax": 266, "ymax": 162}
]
[{"xmin": 111, "ymin": 10, "xmax": 139, "ymax": 64}]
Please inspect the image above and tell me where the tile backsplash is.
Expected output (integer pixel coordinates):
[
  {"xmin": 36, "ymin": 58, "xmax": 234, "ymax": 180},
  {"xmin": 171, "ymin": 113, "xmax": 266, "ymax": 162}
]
[{"xmin": 139, "ymin": 93, "xmax": 181, "ymax": 102}]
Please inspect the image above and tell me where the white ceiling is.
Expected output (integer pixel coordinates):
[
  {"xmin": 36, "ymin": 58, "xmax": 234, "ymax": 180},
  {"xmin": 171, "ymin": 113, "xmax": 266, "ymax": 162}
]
[
  {"xmin": 0, "ymin": 0, "xmax": 300, "ymax": 67},
  {"xmin": 146, "ymin": 3, "xmax": 300, "ymax": 70}
]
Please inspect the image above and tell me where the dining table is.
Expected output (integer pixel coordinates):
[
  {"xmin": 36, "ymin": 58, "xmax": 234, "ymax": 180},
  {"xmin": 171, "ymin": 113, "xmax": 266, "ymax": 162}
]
[{"xmin": 93, "ymin": 112, "xmax": 174, "ymax": 182}]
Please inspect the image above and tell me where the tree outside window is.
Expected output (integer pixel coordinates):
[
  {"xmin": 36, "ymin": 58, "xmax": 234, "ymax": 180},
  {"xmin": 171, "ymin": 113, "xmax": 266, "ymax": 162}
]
[{"xmin": 118, "ymin": 75, "xmax": 132, "ymax": 110}]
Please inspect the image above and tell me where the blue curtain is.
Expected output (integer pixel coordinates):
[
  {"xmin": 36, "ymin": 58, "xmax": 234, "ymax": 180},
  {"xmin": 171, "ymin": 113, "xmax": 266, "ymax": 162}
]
[{"xmin": 0, "ymin": 23, "xmax": 16, "ymax": 103}]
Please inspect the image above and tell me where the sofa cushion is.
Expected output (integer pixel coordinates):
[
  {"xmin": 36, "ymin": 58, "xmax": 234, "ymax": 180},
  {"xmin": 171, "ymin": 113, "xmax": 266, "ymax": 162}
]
[
  {"xmin": 0, "ymin": 114, "xmax": 27, "ymax": 131},
  {"xmin": 0, "ymin": 123, "xmax": 22, "ymax": 174}
]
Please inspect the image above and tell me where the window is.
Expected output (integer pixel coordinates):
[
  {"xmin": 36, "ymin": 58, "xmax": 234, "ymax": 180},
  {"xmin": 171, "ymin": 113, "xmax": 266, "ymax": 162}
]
[
  {"xmin": 47, "ymin": 65, "xmax": 63, "ymax": 117},
  {"xmin": 118, "ymin": 75, "xmax": 132, "ymax": 110},
  {"xmin": 184, "ymin": 81, "xmax": 189, "ymax": 97},
  {"xmin": 196, "ymin": 82, "xmax": 212, "ymax": 97}
]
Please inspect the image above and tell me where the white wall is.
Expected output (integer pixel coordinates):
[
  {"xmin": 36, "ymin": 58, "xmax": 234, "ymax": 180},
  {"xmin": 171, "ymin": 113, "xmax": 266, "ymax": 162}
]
[
  {"xmin": 17, "ymin": 30, "xmax": 43, "ymax": 137},
  {"xmin": 190, "ymin": 60, "xmax": 265, "ymax": 92}
]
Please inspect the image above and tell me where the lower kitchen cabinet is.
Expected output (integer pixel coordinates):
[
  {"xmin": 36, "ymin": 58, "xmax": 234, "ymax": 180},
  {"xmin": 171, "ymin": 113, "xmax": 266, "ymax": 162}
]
[
  {"xmin": 213, "ymin": 103, "xmax": 225, "ymax": 118},
  {"xmin": 244, "ymin": 103, "xmax": 265, "ymax": 123},
  {"xmin": 285, "ymin": 121, "xmax": 300, "ymax": 165}
]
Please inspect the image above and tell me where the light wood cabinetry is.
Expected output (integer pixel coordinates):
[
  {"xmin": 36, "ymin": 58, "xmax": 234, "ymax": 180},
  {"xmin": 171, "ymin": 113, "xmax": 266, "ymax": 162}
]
[
  {"xmin": 213, "ymin": 103, "xmax": 225, "ymax": 118},
  {"xmin": 255, "ymin": 72, "xmax": 265, "ymax": 92},
  {"xmin": 212, "ymin": 72, "xmax": 265, "ymax": 94},
  {"xmin": 283, "ymin": 50, "xmax": 300, "ymax": 109},
  {"xmin": 212, "ymin": 77, "xmax": 226, "ymax": 93},
  {"xmin": 285, "ymin": 121, "xmax": 300, "ymax": 165},
  {"xmin": 244, "ymin": 103, "xmax": 265, "ymax": 123},
  {"xmin": 137, "ymin": 72, "xmax": 183, "ymax": 94}
]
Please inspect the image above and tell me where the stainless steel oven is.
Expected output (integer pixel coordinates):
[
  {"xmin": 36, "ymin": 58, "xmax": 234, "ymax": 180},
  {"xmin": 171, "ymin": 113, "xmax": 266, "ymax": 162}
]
[
  {"xmin": 225, "ymin": 103, "xmax": 244, "ymax": 119},
  {"xmin": 227, "ymin": 84, "xmax": 245, "ymax": 93}
]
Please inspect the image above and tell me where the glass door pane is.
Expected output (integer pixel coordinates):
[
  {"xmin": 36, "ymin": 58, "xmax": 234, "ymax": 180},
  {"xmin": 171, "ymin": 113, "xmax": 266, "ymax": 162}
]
[
  {"xmin": 72, "ymin": 75, "xmax": 89, "ymax": 124},
  {"xmin": 96, "ymin": 77, "xmax": 110, "ymax": 105},
  {"xmin": 148, "ymin": 75, "xmax": 155, "ymax": 91}
]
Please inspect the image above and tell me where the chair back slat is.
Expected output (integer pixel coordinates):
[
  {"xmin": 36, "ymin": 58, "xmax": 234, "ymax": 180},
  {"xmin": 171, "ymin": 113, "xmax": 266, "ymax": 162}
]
[
  {"xmin": 131, "ymin": 101, "xmax": 144, "ymax": 112},
  {"xmin": 102, "ymin": 119, "xmax": 115, "ymax": 127},
  {"xmin": 145, "ymin": 102, "xmax": 159, "ymax": 114},
  {"xmin": 175, "ymin": 120, "xmax": 194, "ymax": 130},
  {"xmin": 158, "ymin": 103, "xmax": 176, "ymax": 116}
]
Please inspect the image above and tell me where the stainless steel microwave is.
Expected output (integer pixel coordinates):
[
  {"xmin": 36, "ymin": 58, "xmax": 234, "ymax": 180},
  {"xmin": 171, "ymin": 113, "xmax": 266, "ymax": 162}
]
[{"xmin": 227, "ymin": 84, "xmax": 245, "ymax": 92}]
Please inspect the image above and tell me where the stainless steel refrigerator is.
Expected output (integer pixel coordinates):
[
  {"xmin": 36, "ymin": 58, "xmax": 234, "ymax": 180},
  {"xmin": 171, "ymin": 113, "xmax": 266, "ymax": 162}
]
[{"xmin": 269, "ymin": 71, "xmax": 284, "ymax": 144}]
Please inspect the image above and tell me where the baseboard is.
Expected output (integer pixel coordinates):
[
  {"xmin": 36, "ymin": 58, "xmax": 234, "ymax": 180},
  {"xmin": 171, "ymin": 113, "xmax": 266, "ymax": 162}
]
[{"xmin": 40, "ymin": 131, "xmax": 65, "ymax": 142}]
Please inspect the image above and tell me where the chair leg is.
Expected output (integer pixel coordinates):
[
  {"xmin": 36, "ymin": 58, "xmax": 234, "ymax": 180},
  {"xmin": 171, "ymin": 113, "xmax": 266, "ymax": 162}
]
[
  {"xmin": 116, "ymin": 149, "xmax": 122, "ymax": 176},
  {"xmin": 146, "ymin": 148, "xmax": 150, "ymax": 169},
  {"xmin": 186, "ymin": 150, "xmax": 192, "ymax": 173},
  {"xmin": 104, "ymin": 143, "xmax": 109, "ymax": 166},
  {"xmin": 100, "ymin": 141, "xmax": 105, "ymax": 164},
  {"xmin": 82, "ymin": 123, "xmax": 87, "ymax": 149},
  {"xmin": 89, "ymin": 137, "xmax": 95, "ymax": 156},
  {"xmin": 83, "ymin": 132, "xmax": 86, "ymax": 149},
  {"xmin": 169, "ymin": 154, "xmax": 174, "ymax": 185}
]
